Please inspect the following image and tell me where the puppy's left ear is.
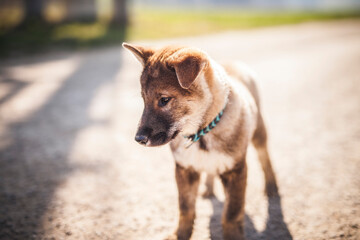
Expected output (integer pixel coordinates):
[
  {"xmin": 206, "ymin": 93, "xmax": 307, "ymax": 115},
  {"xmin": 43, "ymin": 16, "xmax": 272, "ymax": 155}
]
[
  {"xmin": 168, "ymin": 48, "xmax": 208, "ymax": 89},
  {"xmin": 122, "ymin": 42, "xmax": 154, "ymax": 66}
]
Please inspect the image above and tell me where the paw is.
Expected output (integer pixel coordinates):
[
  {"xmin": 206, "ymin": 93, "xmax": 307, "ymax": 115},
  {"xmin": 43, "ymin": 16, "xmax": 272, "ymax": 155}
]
[
  {"xmin": 223, "ymin": 223, "xmax": 245, "ymax": 240},
  {"xmin": 165, "ymin": 228, "xmax": 193, "ymax": 240},
  {"xmin": 202, "ymin": 189, "xmax": 215, "ymax": 198},
  {"xmin": 265, "ymin": 182, "xmax": 279, "ymax": 197},
  {"xmin": 176, "ymin": 228, "xmax": 193, "ymax": 240}
]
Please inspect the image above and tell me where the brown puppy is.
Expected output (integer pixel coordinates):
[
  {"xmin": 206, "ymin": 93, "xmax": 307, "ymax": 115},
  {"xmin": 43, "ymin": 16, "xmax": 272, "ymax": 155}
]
[{"xmin": 123, "ymin": 43, "xmax": 278, "ymax": 240}]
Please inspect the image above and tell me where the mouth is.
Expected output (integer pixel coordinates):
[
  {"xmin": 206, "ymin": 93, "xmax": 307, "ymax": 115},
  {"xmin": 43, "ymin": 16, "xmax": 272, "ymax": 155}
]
[
  {"xmin": 171, "ymin": 130, "xmax": 180, "ymax": 139},
  {"xmin": 143, "ymin": 130, "xmax": 180, "ymax": 147},
  {"xmin": 150, "ymin": 132, "xmax": 167, "ymax": 146}
]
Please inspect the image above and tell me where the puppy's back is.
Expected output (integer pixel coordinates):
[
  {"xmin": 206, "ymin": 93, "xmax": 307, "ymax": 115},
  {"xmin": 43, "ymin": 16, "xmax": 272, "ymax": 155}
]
[{"xmin": 222, "ymin": 62, "xmax": 261, "ymax": 108}]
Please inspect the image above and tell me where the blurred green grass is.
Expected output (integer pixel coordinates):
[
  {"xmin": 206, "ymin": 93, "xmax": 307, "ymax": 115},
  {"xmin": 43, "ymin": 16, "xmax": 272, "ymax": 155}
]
[
  {"xmin": 0, "ymin": 7, "xmax": 360, "ymax": 56},
  {"xmin": 128, "ymin": 8, "xmax": 360, "ymax": 39}
]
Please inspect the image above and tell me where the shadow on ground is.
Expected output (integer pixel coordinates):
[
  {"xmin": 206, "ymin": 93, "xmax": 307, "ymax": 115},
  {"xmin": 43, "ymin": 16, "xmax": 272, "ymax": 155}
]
[
  {"xmin": 0, "ymin": 49, "xmax": 122, "ymax": 239},
  {"xmin": 0, "ymin": 77, "xmax": 29, "ymax": 106},
  {"xmin": 209, "ymin": 195, "xmax": 292, "ymax": 240}
]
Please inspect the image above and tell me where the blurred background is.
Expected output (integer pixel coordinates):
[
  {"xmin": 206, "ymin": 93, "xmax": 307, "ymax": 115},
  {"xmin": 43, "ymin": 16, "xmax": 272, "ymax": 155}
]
[
  {"xmin": 0, "ymin": 0, "xmax": 360, "ymax": 55},
  {"xmin": 0, "ymin": 1, "xmax": 360, "ymax": 240}
]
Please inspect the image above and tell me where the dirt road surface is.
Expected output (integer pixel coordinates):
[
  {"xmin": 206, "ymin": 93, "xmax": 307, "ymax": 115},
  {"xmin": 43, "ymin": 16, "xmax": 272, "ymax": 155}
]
[{"xmin": 0, "ymin": 20, "xmax": 359, "ymax": 240}]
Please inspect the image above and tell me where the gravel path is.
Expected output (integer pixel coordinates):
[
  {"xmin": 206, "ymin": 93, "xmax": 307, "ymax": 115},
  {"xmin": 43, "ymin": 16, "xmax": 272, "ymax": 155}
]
[{"xmin": 0, "ymin": 20, "xmax": 359, "ymax": 240}]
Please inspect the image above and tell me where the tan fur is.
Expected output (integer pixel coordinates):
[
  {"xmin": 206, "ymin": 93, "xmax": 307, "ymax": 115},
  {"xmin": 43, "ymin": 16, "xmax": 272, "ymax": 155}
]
[
  {"xmin": 123, "ymin": 43, "xmax": 278, "ymax": 240},
  {"xmin": 175, "ymin": 164, "xmax": 200, "ymax": 240}
]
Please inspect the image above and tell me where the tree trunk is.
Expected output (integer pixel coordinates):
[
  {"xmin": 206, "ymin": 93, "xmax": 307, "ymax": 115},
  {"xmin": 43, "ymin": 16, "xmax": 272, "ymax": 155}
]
[
  {"xmin": 112, "ymin": 0, "xmax": 128, "ymax": 27},
  {"xmin": 65, "ymin": 0, "xmax": 97, "ymax": 22},
  {"xmin": 23, "ymin": 0, "xmax": 44, "ymax": 23}
]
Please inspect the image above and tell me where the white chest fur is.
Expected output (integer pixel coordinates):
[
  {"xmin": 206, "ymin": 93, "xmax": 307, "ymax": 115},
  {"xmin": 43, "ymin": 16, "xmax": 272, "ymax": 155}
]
[{"xmin": 171, "ymin": 139, "xmax": 235, "ymax": 175}]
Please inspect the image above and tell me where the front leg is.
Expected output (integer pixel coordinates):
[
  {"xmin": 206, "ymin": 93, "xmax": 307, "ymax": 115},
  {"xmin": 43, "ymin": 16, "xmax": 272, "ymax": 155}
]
[
  {"xmin": 175, "ymin": 163, "xmax": 200, "ymax": 240},
  {"xmin": 220, "ymin": 160, "xmax": 247, "ymax": 240}
]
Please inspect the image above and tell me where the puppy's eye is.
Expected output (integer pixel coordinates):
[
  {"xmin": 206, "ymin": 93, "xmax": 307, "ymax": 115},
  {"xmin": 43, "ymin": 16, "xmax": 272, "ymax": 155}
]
[{"xmin": 158, "ymin": 97, "xmax": 171, "ymax": 107}]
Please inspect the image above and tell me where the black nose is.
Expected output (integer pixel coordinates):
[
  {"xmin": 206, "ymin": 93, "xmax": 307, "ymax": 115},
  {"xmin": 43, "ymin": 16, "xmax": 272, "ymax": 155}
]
[
  {"xmin": 135, "ymin": 127, "xmax": 152, "ymax": 145},
  {"xmin": 135, "ymin": 134, "xmax": 148, "ymax": 145}
]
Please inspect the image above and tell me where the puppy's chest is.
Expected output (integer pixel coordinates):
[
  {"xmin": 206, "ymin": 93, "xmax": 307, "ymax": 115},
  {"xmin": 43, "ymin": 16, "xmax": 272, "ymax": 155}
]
[{"xmin": 171, "ymin": 138, "xmax": 235, "ymax": 175}]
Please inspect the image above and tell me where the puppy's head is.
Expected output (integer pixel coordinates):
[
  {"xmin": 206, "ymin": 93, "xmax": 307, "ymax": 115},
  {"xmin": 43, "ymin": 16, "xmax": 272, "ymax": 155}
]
[{"xmin": 123, "ymin": 43, "xmax": 212, "ymax": 147}]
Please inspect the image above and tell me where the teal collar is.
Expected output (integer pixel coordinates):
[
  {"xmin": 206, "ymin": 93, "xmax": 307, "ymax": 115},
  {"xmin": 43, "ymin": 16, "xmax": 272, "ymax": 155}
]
[{"xmin": 184, "ymin": 104, "xmax": 226, "ymax": 146}]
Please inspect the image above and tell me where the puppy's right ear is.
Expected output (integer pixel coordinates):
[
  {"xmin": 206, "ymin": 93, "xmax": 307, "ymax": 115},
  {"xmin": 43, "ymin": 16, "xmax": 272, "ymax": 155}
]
[
  {"xmin": 122, "ymin": 43, "xmax": 154, "ymax": 66},
  {"xmin": 168, "ymin": 48, "xmax": 208, "ymax": 89}
]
